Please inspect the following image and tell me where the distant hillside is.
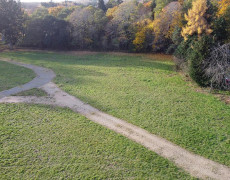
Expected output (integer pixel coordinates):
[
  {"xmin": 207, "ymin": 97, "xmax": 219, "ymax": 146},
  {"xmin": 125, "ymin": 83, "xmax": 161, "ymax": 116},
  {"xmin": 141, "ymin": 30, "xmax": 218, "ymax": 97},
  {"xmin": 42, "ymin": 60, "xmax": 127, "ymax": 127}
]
[
  {"xmin": 21, "ymin": 0, "xmax": 142, "ymax": 10},
  {"xmin": 74, "ymin": 0, "xmax": 109, "ymax": 5},
  {"xmin": 21, "ymin": 1, "xmax": 138, "ymax": 8},
  {"xmin": 21, "ymin": 2, "xmax": 40, "ymax": 10}
]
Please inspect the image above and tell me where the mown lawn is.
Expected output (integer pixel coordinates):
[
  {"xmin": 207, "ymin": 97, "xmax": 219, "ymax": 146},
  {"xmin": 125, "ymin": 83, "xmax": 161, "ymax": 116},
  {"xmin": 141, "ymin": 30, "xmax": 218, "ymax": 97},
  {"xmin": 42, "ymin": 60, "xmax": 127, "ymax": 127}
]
[
  {"xmin": 0, "ymin": 103, "xmax": 192, "ymax": 179},
  {"xmin": 0, "ymin": 60, "xmax": 35, "ymax": 91},
  {"xmin": 0, "ymin": 51, "xmax": 229, "ymax": 167}
]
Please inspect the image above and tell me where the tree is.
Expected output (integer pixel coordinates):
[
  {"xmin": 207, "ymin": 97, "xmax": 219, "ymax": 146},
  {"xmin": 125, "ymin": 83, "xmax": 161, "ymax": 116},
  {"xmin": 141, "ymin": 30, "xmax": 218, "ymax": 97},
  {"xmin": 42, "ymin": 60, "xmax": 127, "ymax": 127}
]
[
  {"xmin": 98, "ymin": 0, "xmax": 106, "ymax": 12},
  {"xmin": 106, "ymin": 5, "xmax": 119, "ymax": 19},
  {"xmin": 106, "ymin": 0, "xmax": 123, "ymax": 9},
  {"xmin": 217, "ymin": 0, "xmax": 230, "ymax": 16},
  {"xmin": 57, "ymin": 6, "xmax": 77, "ymax": 19},
  {"xmin": 223, "ymin": 7, "xmax": 230, "ymax": 42},
  {"xmin": 149, "ymin": 2, "xmax": 182, "ymax": 52},
  {"xmin": 41, "ymin": 1, "xmax": 57, "ymax": 8},
  {"xmin": 48, "ymin": 6, "xmax": 65, "ymax": 17},
  {"xmin": 154, "ymin": 0, "xmax": 174, "ymax": 17},
  {"xmin": 188, "ymin": 35, "xmax": 213, "ymax": 86},
  {"xmin": 181, "ymin": 0, "xmax": 212, "ymax": 40},
  {"xmin": 216, "ymin": 0, "xmax": 230, "ymax": 43},
  {"xmin": 152, "ymin": 2, "xmax": 182, "ymax": 39},
  {"xmin": 133, "ymin": 19, "xmax": 154, "ymax": 52},
  {"xmin": 104, "ymin": 1, "xmax": 139, "ymax": 50},
  {"xmin": 22, "ymin": 18, "xmax": 43, "ymax": 48},
  {"xmin": 22, "ymin": 16, "xmax": 72, "ymax": 49},
  {"xmin": 32, "ymin": 7, "xmax": 49, "ymax": 19},
  {"xmin": 69, "ymin": 6, "xmax": 108, "ymax": 49},
  {"xmin": 0, "ymin": 0, "xmax": 24, "ymax": 49}
]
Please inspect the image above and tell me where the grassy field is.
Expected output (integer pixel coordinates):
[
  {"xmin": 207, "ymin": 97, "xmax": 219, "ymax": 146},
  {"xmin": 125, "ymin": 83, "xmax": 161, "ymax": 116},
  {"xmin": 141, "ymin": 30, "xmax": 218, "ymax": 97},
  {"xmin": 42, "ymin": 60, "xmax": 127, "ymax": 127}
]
[
  {"xmin": 0, "ymin": 103, "xmax": 192, "ymax": 179},
  {"xmin": 0, "ymin": 51, "xmax": 229, "ymax": 176},
  {"xmin": 13, "ymin": 88, "xmax": 47, "ymax": 97},
  {"xmin": 0, "ymin": 54, "xmax": 193, "ymax": 179},
  {"xmin": 0, "ymin": 61, "xmax": 35, "ymax": 91}
]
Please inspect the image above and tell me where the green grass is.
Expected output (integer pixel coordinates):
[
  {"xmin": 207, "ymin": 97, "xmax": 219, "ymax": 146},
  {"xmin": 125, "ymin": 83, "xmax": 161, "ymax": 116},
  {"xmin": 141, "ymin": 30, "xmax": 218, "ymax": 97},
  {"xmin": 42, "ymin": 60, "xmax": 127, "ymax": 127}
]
[
  {"xmin": 13, "ymin": 88, "xmax": 47, "ymax": 97},
  {"xmin": 0, "ymin": 61, "xmax": 35, "ymax": 91},
  {"xmin": 0, "ymin": 103, "xmax": 192, "ymax": 179},
  {"xmin": 0, "ymin": 51, "xmax": 229, "ymax": 167}
]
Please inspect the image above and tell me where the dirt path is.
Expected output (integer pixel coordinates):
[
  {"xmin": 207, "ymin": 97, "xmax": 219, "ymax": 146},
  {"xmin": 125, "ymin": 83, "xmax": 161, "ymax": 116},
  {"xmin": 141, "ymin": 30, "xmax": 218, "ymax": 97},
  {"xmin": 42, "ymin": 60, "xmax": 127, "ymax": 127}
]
[
  {"xmin": 0, "ymin": 59, "xmax": 230, "ymax": 180},
  {"xmin": 0, "ymin": 59, "xmax": 56, "ymax": 99}
]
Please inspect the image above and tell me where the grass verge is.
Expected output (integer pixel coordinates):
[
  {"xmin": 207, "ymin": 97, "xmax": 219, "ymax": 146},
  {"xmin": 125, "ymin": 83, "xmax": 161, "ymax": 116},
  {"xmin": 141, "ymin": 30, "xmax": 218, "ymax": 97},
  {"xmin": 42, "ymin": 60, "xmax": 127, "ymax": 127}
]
[
  {"xmin": 0, "ymin": 60, "xmax": 35, "ymax": 92},
  {"xmin": 13, "ymin": 88, "xmax": 47, "ymax": 97}
]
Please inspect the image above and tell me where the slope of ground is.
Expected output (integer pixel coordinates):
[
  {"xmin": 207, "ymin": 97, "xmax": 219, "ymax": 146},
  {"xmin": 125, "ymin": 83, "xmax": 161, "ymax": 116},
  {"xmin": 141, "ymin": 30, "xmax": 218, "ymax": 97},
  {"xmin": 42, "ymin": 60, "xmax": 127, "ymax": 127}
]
[
  {"xmin": 0, "ymin": 103, "xmax": 192, "ymax": 179},
  {"xmin": 0, "ymin": 51, "xmax": 229, "ymax": 167}
]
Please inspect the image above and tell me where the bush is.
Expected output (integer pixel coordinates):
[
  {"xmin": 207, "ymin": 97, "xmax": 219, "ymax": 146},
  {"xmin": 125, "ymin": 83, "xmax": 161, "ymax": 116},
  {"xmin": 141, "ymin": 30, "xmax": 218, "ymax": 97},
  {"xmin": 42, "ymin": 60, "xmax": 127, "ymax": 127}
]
[
  {"xmin": 174, "ymin": 37, "xmax": 194, "ymax": 60},
  {"xmin": 213, "ymin": 16, "xmax": 228, "ymax": 44},
  {"xmin": 166, "ymin": 44, "xmax": 177, "ymax": 55},
  {"xmin": 173, "ymin": 37, "xmax": 194, "ymax": 71},
  {"xmin": 204, "ymin": 43, "xmax": 230, "ymax": 90},
  {"xmin": 174, "ymin": 35, "xmax": 214, "ymax": 86},
  {"xmin": 173, "ymin": 56, "xmax": 189, "ymax": 71},
  {"xmin": 188, "ymin": 35, "xmax": 213, "ymax": 86}
]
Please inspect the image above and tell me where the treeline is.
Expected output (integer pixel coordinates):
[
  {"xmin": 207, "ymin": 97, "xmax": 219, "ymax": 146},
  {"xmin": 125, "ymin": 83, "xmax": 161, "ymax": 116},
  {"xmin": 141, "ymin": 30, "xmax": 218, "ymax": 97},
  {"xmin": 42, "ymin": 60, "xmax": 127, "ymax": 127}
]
[
  {"xmin": 1, "ymin": 0, "xmax": 229, "ymax": 52},
  {"xmin": 0, "ymin": 0, "xmax": 230, "ymax": 90},
  {"xmin": 22, "ymin": 0, "xmax": 230, "ymax": 52}
]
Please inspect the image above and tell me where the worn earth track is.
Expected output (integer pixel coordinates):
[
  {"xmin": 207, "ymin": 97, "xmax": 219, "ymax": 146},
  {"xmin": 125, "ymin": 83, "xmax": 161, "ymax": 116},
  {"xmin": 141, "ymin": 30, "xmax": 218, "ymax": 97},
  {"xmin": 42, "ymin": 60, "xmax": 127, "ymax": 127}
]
[{"xmin": 0, "ymin": 59, "xmax": 230, "ymax": 180}]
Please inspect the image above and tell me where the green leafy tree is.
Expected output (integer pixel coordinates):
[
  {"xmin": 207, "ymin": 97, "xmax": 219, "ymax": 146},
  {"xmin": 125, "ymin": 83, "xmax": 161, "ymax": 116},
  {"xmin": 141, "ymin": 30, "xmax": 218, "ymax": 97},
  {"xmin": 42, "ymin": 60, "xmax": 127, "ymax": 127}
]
[
  {"xmin": 57, "ymin": 6, "xmax": 77, "ymax": 19},
  {"xmin": 32, "ymin": 7, "xmax": 49, "ymax": 19},
  {"xmin": 105, "ymin": 0, "xmax": 139, "ymax": 50},
  {"xmin": 188, "ymin": 35, "xmax": 213, "ymax": 86},
  {"xmin": 215, "ymin": 4, "xmax": 230, "ymax": 43},
  {"xmin": 69, "ymin": 6, "xmax": 108, "ymax": 49},
  {"xmin": 22, "ymin": 16, "xmax": 72, "ymax": 49},
  {"xmin": 0, "ymin": 0, "xmax": 24, "ymax": 49}
]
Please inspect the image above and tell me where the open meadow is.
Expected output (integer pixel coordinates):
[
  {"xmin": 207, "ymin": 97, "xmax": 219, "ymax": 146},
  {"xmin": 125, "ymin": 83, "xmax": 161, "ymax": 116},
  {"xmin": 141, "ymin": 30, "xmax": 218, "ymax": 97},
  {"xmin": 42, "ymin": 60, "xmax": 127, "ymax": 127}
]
[
  {"xmin": 1, "ymin": 0, "xmax": 230, "ymax": 178},
  {"xmin": 0, "ymin": 51, "xmax": 229, "ymax": 179}
]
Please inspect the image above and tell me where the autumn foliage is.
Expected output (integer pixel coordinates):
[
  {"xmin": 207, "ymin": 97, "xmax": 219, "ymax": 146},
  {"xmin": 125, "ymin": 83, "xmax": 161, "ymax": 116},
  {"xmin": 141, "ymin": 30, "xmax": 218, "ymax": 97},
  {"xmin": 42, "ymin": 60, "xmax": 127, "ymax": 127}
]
[
  {"xmin": 217, "ymin": 0, "xmax": 230, "ymax": 16},
  {"xmin": 48, "ymin": 6, "xmax": 64, "ymax": 17},
  {"xmin": 1, "ymin": 0, "xmax": 228, "ymax": 53},
  {"xmin": 181, "ymin": 0, "xmax": 212, "ymax": 40},
  {"xmin": 1, "ymin": 0, "xmax": 229, "ymax": 89}
]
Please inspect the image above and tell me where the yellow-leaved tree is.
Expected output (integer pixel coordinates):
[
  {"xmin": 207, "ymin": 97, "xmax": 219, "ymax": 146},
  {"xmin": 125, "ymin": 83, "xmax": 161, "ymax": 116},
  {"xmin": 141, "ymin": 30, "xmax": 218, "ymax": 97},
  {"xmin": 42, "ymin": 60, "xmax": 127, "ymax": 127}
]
[
  {"xmin": 181, "ymin": 0, "xmax": 212, "ymax": 40},
  {"xmin": 48, "ymin": 6, "xmax": 64, "ymax": 17},
  {"xmin": 133, "ymin": 19, "xmax": 153, "ymax": 51},
  {"xmin": 106, "ymin": 6, "xmax": 118, "ymax": 19},
  {"xmin": 217, "ymin": 0, "xmax": 230, "ymax": 42},
  {"xmin": 217, "ymin": 0, "xmax": 230, "ymax": 16},
  {"xmin": 148, "ymin": 2, "xmax": 183, "ymax": 51}
]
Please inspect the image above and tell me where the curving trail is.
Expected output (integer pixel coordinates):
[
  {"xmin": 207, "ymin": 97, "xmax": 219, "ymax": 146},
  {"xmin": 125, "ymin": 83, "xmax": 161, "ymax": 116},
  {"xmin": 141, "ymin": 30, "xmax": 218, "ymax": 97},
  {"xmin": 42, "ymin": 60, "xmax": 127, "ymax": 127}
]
[
  {"xmin": 0, "ymin": 59, "xmax": 56, "ymax": 99},
  {"xmin": 0, "ymin": 58, "xmax": 230, "ymax": 180}
]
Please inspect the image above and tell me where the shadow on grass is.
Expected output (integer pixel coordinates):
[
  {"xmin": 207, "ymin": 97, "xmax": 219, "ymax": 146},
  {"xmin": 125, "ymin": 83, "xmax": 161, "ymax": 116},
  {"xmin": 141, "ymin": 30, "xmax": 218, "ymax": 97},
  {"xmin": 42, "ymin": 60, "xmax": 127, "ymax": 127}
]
[
  {"xmin": 55, "ymin": 66, "xmax": 106, "ymax": 77},
  {"xmin": 3, "ymin": 51, "xmax": 174, "ymax": 72}
]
